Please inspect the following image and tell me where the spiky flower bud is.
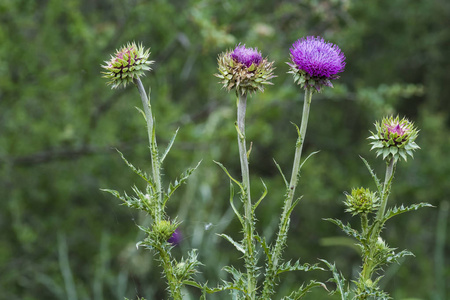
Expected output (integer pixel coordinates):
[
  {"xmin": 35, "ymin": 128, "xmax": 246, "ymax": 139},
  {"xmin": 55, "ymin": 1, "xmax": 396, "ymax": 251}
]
[
  {"xmin": 102, "ymin": 42, "xmax": 153, "ymax": 89},
  {"xmin": 288, "ymin": 36, "xmax": 345, "ymax": 92},
  {"xmin": 344, "ymin": 187, "xmax": 379, "ymax": 216},
  {"xmin": 368, "ymin": 116, "xmax": 420, "ymax": 162},
  {"xmin": 150, "ymin": 220, "xmax": 178, "ymax": 244},
  {"xmin": 215, "ymin": 44, "xmax": 275, "ymax": 95}
]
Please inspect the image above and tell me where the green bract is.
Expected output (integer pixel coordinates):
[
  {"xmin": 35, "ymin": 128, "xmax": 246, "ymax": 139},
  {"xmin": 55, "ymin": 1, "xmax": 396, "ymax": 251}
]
[
  {"xmin": 344, "ymin": 187, "xmax": 379, "ymax": 216},
  {"xmin": 102, "ymin": 42, "xmax": 153, "ymax": 89},
  {"xmin": 368, "ymin": 116, "xmax": 420, "ymax": 162},
  {"xmin": 215, "ymin": 50, "xmax": 275, "ymax": 95}
]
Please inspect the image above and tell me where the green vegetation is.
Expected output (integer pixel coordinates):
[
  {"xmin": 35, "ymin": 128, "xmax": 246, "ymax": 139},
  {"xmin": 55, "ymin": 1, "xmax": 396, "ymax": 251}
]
[{"xmin": 0, "ymin": 0, "xmax": 448, "ymax": 299}]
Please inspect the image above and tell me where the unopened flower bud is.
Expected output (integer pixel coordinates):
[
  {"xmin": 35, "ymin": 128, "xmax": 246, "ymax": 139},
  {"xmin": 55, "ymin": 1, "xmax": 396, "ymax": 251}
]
[
  {"xmin": 344, "ymin": 187, "xmax": 379, "ymax": 216},
  {"xmin": 102, "ymin": 42, "xmax": 153, "ymax": 89},
  {"xmin": 368, "ymin": 116, "xmax": 420, "ymax": 162},
  {"xmin": 288, "ymin": 36, "xmax": 345, "ymax": 92},
  {"xmin": 215, "ymin": 44, "xmax": 275, "ymax": 95}
]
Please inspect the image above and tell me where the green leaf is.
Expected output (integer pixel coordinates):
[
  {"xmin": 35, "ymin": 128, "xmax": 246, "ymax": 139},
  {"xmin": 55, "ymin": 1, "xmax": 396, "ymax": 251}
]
[
  {"xmin": 318, "ymin": 259, "xmax": 349, "ymax": 300},
  {"xmin": 163, "ymin": 160, "xmax": 201, "ymax": 206},
  {"xmin": 324, "ymin": 218, "xmax": 365, "ymax": 243},
  {"xmin": 299, "ymin": 151, "xmax": 320, "ymax": 171},
  {"xmin": 252, "ymin": 178, "xmax": 268, "ymax": 211},
  {"xmin": 281, "ymin": 280, "xmax": 326, "ymax": 300},
  {"xmin": 360, "ymin": 156, "xmax": 383, "ymax": 196},
  {"xmin": 276, "ymin": 260, "xmax": 324, "ymax": 275},
  {"xmin": 228, "ymin": 182, "xmax": 244, "ymax": 226},
  {"xmin": 160, "ymin": 127, "xmax": 179, "ymax": 163},
  {"xmin": 213, "ymin": 160, "xmax": 244, "ymax": 191},
  {"xmin": 273, "ymin": 158, "xmax": 288, "ymax": 189},
  {"xmin": 217, "ymin": 233, "xmax": 245, "ymax": 254},
  {"xmin": 116, "ymin": 149, "xmax": 155, "ymax": 190},
  {"xmin": 382, "ymin": 202, "xmax": 433, "ymax": 224}
]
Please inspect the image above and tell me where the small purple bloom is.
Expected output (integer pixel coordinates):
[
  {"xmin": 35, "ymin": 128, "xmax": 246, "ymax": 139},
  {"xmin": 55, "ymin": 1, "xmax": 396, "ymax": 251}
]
[
  {"xmin": 290, "ymin": 36, "xmax": 345, "ymax": 78},
  {"xmin": 387, "ymin": 123, "xmax": 406, "ymax": 136},
  {"xmin": 168, "ymin": 228, "xmax": 182, "ymax": 246},
  {"xmin": 231, "ymin": 45, "xmax": 262, "ymax": 68}
]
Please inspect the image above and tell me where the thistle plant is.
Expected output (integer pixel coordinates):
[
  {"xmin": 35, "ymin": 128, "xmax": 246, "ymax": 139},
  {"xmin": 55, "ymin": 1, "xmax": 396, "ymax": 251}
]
[
  {"xmin": 323, "ymin": 116, "xmax": 432, "ymax": 299},
  {"xmin": 210, "ymin": 38, "xmax": 345, "ymax": 299},
  {"xmin": 101, "ymin": 42, "xmax": 201, "ymax": 300}
]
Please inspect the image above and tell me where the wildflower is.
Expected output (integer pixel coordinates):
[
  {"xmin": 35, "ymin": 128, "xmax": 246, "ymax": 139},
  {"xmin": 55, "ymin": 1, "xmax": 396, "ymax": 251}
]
[
  {"xmin": 102, "ymin": 42, "xmax": 153, "ymax": 89},
  {"xmin": 215, "ymin": 44, "xmax": 275, "ymax": 95},
  {"xmin": 288, "ymin": 36, "xmax": 345, "ymax": 92},
  {"xmin": 368, "ymin": 116, "xmax": 420, "ymax": 162},
  {"xmin": 344, "ymin": 187, "xmax": 379, "ymax": 216},
  {"xmin": 168, "ymin": 228, "xmax": 182, "ymax": 246},
  {"xmin": 150, "ymin": 220, "xmax": 178, "ymax": 244}
]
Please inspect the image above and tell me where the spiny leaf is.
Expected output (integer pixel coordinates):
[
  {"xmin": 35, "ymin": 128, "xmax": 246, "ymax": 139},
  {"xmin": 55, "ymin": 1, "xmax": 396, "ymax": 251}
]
[
  {"xmin": 318, "ymin": 259, "xmax": 349, "ymax": 300},
  {"xmin": 116, "ymin": 150, "xmax": 155, "ymax": 190},
  {"xmin": 252, "ymin": 178, "xmax": 268, "ymax": 211},
  {"xmin": 280, "ymin": 280, "xmax": 326, "ymax": 300},
  {"xmin": 229, "ymin": 182, "xmax": 244, "ymax": 226},
  {"xmin": 217, "ymin": 233, "xmax": 245, "ymax": 254},
  {"xmin": 382, "ymin": 202, "xmax": 433, "ymax": 224},
  {"xmin": 324, "ymin": 218, "xmax": 365, "ymax": 243},
  {"xmin": 163, "ymin": 160, "xmax": 201, "ymax": 206},
  {"xmin": 214, "ymin": 160, "xmax": 244, "ymax": 192},
  {"xmin": 160, "ymin": 128, "xmax": 179, "ymax": 163},
  {"xmin": 299, "ymin": 151, "xmax": 320, "ymax": 171},
  {"xmin": 276, "ymin": 260, "xmax": 324, "ymax": 275},
  {"xmin": 360, "ymin": 156, "xmax": 383, "ymax": 195},
  {"xmin": 273, "ymin": 158, "xmax": 288, "ymax": 188},
  {"xmin": 255, "ymin": 235, "xmax": 271, "ymax": 264}
]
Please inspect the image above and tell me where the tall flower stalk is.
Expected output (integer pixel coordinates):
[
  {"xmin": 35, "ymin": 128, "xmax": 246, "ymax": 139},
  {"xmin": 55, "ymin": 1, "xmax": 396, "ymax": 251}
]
[
  {"xmin": 215, "ymin": 44, "xmax": 274, "ymax": 298},
  {"xmin": 324, "ymin": 116, "xmax": 431, "ymax": 299},
  {"xmin": 101, "ymin": 42, "xmax": 201, "ymax": 300},
  {"xmin": 262, "ymin": 36, "xmax": 345, "ymax": 298}
]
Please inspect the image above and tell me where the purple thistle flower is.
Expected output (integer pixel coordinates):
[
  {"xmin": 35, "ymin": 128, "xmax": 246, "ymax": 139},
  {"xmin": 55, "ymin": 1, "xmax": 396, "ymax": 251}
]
[
  {"xmin": 231, "ymin": 45, "xmax": 262, "ymax": 68},
  {"xmin": 290, "ymin": 36, "xmax": 345, "ymax": 79},
  {"xmin": 168, "ymin": 228, "xmax": 182, "ymax": 246},
  {"xmin": 387, "ymin": 123, "xmax": 406, "ymax": 136}
]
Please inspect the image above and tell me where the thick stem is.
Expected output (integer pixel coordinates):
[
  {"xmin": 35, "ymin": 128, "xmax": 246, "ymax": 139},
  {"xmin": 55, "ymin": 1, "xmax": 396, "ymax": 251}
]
[
  {"xmin": 236, "ymin": 92, "xmax": 256, "ymax": 298},
  {"xmin": 157, "ymin": 246, "xmax": 182, "ymax": 300},
  {"xmin": 134, "ymin": 78, "xmax": 163, "ymax": 221},
  {"xmin": 359, "ymin": 157, "xmax": 396, "ymax": 291},
  {"xmin": 262, "ymin": 87, "xmax": 313, "ymax": 298},
  {"xmin": 373, "ymin": 157, "xmax": 396, "ymax": 238}
]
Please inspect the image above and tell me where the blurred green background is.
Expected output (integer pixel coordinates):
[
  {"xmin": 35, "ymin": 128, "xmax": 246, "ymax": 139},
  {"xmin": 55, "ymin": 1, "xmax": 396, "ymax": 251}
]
[{"xmin": 0, "ymin": 0, "xmax": 449, "ymax": 299}]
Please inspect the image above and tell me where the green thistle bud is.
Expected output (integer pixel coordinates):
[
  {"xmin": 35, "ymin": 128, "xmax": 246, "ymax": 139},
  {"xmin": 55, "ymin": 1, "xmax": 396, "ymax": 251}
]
[
  {"xmin": 368, "ymin": 116, "xmax": 420, "ymax": 162},
  {"xmin": 215, "ymin": 44, "xmax": 275, "ymax": 95},
  {"xmin": 344, "ymin": 187, "xmax": 379, "ymax": 216},
  {"xmin": 150, "ymin": 220, "xmax": 178, "ymax": 244},
  {"xmin": 102, "ymin": 42, "xmax": 153, "ymax": 89}
]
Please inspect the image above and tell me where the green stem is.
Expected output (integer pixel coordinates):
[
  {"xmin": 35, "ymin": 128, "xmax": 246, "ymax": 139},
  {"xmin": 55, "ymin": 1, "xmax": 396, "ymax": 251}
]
[
  {"xmin": 157, "ymin": 245, "xmax": 182, "ymax": 300},
  {"xmin": 359, "ymin": 157, "xmax": 396, "ymax": 291},
  {"xmin": 373, "ymin": 157, "xmax": 396, "ymax": 236},
  {"xmin": 236, "ymin": 92, "xmax": 256, "ymax": 298},
  {"xmin": 134, "ymin": 78, "xmax": 163, "ymax": 222},
  {"xmin": 262, "ymin": 87, "xmax": 313, "ymax": 298}
]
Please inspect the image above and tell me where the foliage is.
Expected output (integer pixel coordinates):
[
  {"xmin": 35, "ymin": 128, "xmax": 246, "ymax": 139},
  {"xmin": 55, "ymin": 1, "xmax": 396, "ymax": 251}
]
[{"xmin": 0, "ymin": 0, "xmax": 449, "ymax": 299}]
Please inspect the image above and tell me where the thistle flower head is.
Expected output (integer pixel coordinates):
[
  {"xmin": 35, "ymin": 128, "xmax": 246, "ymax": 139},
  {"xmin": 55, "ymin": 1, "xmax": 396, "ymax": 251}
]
[
  {"xmin": 215, "ymin": 44, "xmax": 275, "ymax": 95},
  {"xmin": 149, "ymin": 220, "xmax": 179, "ymax": 244},
  {"xmin": 168, "ymin": 228, "xmax": 182, "ymax": 246},
  {"xmin": 344, "ymin": 187, "xmax": 379, "ymax": 216},
  {"xmin": 288, "ymin": 36, "xmax": 345, "ymax": 92},
  {"xmin": 102, "ymin": 42, "xmax": 153, "ymax": 89},
  {"xmin": 368, "ymin": 116, "xmax": 420, "ymax": 162}
]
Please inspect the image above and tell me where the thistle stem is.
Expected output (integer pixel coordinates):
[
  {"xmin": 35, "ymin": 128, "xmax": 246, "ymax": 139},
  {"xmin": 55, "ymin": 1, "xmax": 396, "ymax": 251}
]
[
  {"xmin": 359, "ymin": 157, "xmax": 396, "ymax": 290},
  {"xmin": 374, "ymin": 157, "xmax": 396, "ymax": 236},
  {"xmin": 262, "ymin": 86, "xmax": 313, "ymax": 297},
  {"xmin": 134, "ymin": 78, "xmax": 163, "ymax": 222},
  {"xmin": 236, "ymin": 92, "xmax": 256, "ymax": 298}
]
